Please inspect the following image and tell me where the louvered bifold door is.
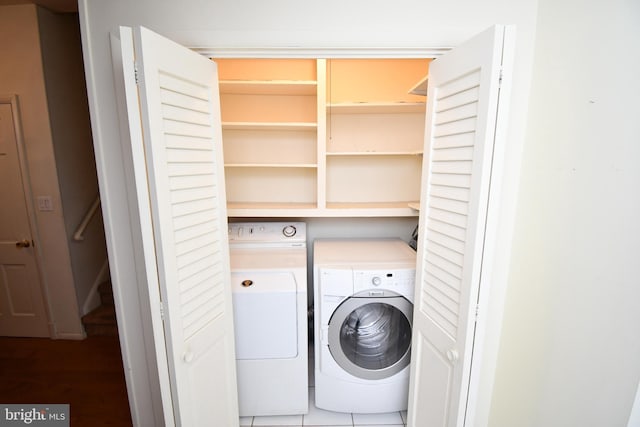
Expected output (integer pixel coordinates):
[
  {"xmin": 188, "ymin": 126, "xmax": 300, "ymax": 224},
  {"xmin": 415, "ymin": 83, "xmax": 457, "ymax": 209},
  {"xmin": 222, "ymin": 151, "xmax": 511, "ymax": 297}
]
[
  {"xmin": 407, "ymin": 26, "xmax": 511, "ymax": 427},
  {"xmin": 129, "ymin": 27, "xmax": 238, "ymax": 426}
]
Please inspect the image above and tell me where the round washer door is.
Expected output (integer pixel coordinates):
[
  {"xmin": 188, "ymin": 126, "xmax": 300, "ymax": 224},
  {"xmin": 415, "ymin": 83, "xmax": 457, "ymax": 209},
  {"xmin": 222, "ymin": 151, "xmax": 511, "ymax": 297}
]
[{"xmin": 327, "ymin": 293, "xmax": 413, "ymax": 380}]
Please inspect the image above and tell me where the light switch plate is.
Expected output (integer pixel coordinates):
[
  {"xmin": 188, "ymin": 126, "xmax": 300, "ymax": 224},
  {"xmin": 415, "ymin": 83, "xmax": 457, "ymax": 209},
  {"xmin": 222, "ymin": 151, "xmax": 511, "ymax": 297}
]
[{"xmin": 37, "ymin": 196, "xmax": 53, "ymax": 211}]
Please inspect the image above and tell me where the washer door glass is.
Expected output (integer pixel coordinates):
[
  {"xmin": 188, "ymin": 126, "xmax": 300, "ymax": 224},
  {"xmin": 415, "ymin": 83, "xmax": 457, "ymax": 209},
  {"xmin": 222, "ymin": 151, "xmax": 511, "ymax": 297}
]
[{"xmin": 328, "ymin": 295, "xmax": 412, "ymax": 380}]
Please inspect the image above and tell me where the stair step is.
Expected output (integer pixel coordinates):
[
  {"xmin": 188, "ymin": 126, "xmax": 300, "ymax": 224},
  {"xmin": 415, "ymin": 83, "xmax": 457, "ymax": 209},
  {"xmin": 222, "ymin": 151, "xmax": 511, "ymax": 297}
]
[
  {"xmin": 82, "ymin": 304, "xmax": 118, "ymax": 337},
  {"xmin": 98, "ymin": 281, "xmax": 114, "ymax": 306}
]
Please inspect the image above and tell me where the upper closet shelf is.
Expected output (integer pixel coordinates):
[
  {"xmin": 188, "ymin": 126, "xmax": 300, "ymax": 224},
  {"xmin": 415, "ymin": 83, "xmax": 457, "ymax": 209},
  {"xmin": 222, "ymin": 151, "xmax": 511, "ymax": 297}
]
[
  {"xmin": 327, "ymin": 102, "xmax": 425, "ymax": 114},
  {"xmin": 326, "ymin": 151, "xmax": 423, "ymax": 157},
  {"xmin": 219, "ymin": 80, "xmax": 317, "ymax": 95},
  {"xmin": 222, "ymin": 122, "xmax": 317, "ymax": 131},
  {"xmin": 224, "ymin": 163, "xmax": 317, "ymax": 168}
]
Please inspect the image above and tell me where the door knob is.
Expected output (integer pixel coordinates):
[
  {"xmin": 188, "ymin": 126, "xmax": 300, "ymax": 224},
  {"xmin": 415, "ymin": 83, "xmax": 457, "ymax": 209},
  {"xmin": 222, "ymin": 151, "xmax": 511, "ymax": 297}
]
[
  {"xmin": 183, "ymin": 350, "xmax": 194, "ymax": 363},
  {"xmin": 446, "ymin": 349, "xmax": 459, "ymax": 363},
  {"xmin": 15, "ymin": 239, "xmax": 31, "ymax": 248}
]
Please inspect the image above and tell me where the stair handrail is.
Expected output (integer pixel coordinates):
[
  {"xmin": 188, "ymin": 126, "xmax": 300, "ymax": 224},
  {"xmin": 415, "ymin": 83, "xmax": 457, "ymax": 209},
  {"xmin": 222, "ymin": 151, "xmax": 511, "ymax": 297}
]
[{"xmin": 73, "ymin": 195, "xmax": 101, "ymax": 241}]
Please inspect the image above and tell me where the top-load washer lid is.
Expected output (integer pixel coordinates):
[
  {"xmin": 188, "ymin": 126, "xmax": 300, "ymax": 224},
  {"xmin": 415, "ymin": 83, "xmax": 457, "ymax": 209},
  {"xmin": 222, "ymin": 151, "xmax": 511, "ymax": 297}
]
[
  {"xmin": 229, "ymin": 247, "xmax": 307, "ymax": 271},
  {"xmin": 231, "ymin": 271, "xmax": 298, "ymax": 360}
]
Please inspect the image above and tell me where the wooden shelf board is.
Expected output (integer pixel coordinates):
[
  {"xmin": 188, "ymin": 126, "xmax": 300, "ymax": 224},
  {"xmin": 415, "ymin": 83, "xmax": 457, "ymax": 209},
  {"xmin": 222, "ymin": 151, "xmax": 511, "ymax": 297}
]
[
  {"xmin": 224, "ymin": 163, "xmax": 317, "ymax": 168},
  {"xmin": 227, "ymin": 202, "xmax": 319, "ymax": 218},
  {"xmin": 327, "ymin": 102, "xmax": 425, "ymax": 114},
  {"xmin": 222, "ymin": 122, "xmax": 317, "ymax": 131},
  {"xmin": 226, "ymin": 202, "xmax": 420, "ymax": 218},
  {"xmin": 219, "ymin": 80, "xmax": 317, "ymax": 95},
  {"xmin": 326, "ymin": 201, "xmax": 419, "ymax": 209},
  {"xmin": 326, "ymin": 151, "xmax": 423, "ymax": 157}
]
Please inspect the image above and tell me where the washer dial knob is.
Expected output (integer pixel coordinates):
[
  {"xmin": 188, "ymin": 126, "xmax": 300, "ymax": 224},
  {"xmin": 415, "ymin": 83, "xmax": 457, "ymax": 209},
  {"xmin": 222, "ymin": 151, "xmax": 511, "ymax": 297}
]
[
  {"xmin": 372, "ymin": 276, "xmax": 382, "ymax": 286},
  {"xmin": 282, "ymin": 225, "xmax": 297, "ymax": 237}
]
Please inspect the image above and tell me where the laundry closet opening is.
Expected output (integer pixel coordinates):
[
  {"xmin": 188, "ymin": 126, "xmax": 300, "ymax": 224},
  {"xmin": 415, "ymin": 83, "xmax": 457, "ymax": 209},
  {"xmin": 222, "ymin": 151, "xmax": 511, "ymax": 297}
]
[
  {"xmin": 213, "ymin": 57, "xmax": 431, "ymax": 419},
  {"xmin": 105, "ymin": 21, "xmax": 514, "ymax": 426},
  {"xmin": 212, "ymin": 58, "xmax": 432, "ymax": 219}
]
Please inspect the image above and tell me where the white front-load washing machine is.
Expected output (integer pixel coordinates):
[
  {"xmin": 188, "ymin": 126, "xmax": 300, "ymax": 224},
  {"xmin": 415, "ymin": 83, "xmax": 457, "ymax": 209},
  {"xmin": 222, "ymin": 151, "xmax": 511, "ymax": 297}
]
[
  {"xmin": 313, "ymin": 239, "xmax": 416, "ymax": 414},
  {"xmin": 229, "ymin": 222, "xmax": 308, "ymax": 417}
]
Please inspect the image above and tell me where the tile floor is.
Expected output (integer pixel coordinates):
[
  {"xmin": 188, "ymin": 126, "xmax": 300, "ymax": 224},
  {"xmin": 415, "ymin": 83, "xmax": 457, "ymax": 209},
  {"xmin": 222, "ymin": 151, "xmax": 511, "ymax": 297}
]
[{"xmin": 239, "ymin": 387, "xmax": 408, "ymax": 427}]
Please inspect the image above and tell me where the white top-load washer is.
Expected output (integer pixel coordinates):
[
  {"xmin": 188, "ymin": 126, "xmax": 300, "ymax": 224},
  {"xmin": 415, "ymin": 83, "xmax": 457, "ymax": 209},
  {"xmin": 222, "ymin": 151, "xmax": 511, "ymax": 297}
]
[
  {"xmin": 314, "ymin": 239, "xmax": 416, "ymax": 414},
  {"xmin": 229, "ymin": 222, "xmax": 308, "ymax": 417}
]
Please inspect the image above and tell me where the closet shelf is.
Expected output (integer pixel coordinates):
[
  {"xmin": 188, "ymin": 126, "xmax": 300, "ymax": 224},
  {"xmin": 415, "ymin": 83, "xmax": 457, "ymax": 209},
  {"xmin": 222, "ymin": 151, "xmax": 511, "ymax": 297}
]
[
  {"xmin": 219, "ymin": 80, "xmax": 317, "ymax": 95},
  {"xmin": 326, "ymin": 151, "xmax": 423, "ymax": 157},
  {"xmin": 227, "ymin": 203, "xmax": 420, "ymax": 218},
  {"xmin": 222, "ymin": 122, "xmax": 317, "ymax": 131},
  {"xmin": 326, "ymin": 102, "xmax": 425, "ymax": 114},
  {"xmin": 324, "ymin": 202, "xmax": 421, "ymax": 217},
  {"xmin": 224, "ymin": 163, "xmax": 317, "ymax": 168}
]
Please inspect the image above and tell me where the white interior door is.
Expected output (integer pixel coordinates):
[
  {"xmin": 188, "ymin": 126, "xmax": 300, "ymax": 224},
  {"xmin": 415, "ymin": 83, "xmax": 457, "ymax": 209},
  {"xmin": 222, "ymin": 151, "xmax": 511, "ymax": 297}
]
[
  {"xmin": 116, "ymin": 26, "xmax": 239, "ymax": 426},
  {"xmin": 0, "ymin": 96, "xmax": 49, "ymax": 338},
  {"xmin": 408, "ymin": 26, "xmax": 513, "ymax": 427}
]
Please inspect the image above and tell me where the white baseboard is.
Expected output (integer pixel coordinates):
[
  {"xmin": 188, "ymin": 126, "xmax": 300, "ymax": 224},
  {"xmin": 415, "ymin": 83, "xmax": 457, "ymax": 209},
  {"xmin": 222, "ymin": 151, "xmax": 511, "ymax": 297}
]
[{"xmin": 54, "ymin": 331, "xmax": 87, "ymax": 340}]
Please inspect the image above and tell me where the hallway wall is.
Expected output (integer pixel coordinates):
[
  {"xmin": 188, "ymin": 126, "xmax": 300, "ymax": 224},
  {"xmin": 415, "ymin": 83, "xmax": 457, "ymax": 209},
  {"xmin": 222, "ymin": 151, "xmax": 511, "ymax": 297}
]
[{"xmin": 491, "ymin": 0, "xmax": 640, "ymax": 425}]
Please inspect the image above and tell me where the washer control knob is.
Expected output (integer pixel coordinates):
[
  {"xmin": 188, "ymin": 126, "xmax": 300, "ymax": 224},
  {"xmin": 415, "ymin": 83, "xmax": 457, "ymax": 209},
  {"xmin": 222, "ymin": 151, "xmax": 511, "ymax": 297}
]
[
  {"xmin": 282, "ymin": 225, "xmax": 297, "ymax": 237},
  {"xmin": 372, "ymin": 276, "xmax": 382, "ymax": 286}
]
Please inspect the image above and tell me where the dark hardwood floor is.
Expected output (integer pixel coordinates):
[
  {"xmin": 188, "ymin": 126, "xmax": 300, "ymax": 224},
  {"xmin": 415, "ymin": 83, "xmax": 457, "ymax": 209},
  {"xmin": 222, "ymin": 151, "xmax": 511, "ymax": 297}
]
[{"xmin": 0, "ymin": 335, "xmax": 132, "ymax": 426}]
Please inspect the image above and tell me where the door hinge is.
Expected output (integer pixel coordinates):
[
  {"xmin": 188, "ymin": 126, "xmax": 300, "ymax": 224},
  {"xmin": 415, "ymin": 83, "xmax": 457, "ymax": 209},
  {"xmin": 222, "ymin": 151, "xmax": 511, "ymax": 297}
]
[
  {"xmin": 134, "ymin": 63, "xmax": 140, "ymax": 85},
  {"xmin": 498, "ymin": 68, "xmax": 504, "ymax": 88},
  {"xmin": 159, "ymin": 302, "xmax": 165, "ymax": 320},
  {"xmin": 475, "ymin": 304, "xmax": 480, "ymax": 321}
]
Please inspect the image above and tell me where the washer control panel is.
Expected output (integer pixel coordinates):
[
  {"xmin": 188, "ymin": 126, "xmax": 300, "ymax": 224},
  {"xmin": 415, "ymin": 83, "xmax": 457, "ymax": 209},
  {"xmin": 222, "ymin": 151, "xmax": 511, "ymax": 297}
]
[
  {"xmin": 353, "ymin": 268, "xmax": 416, "ymax": 301},
  {"xmin": 228, "ymin": 222, "xmax": 306, "ymax": 246}
]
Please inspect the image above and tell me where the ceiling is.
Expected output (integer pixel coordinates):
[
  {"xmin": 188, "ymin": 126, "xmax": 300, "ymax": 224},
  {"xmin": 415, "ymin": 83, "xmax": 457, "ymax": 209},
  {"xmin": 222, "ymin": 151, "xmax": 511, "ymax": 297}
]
[{"xmin": 0, "ymin": 0, "xmax": 78, "ymax": 13}]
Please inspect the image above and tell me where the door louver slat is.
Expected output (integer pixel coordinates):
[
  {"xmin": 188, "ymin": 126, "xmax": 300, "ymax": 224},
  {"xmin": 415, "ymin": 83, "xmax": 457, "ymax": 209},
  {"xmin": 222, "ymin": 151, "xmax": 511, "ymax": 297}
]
[
  {"xmin": 420, "ymin": 69, "xmax": 481, "ymax": 340},
  {"xmin": 157, "ymin": 70, "xmax": 226, "ymax": 341},
  {"xmin": 429, "ymin": 196, "xmax": 469, "ymax": 216}
]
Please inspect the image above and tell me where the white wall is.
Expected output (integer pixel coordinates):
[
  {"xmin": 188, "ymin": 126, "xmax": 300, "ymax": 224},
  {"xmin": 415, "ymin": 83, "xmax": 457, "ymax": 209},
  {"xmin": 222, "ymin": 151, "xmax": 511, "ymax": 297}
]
[
  {"xmin": 0, "ymin": 5, "xmax": 85, "ymax": 339},
  {"xmin": 254, "ymin": 217, "xmax": 420, "ymax": 306},
  {"xmin": 490, "ymin": 0, "xmax": 640, "ymax": 425},
  {"xmin": 79, "ymin": 0, "xmax": 539, "ymax": 425}
]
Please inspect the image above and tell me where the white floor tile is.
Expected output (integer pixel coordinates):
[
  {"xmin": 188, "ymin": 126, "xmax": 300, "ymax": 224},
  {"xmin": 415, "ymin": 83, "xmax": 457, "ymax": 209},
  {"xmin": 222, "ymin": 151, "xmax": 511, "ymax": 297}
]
[
  {"xmin": 353, "ymin": 425, "xmax": 403, "ymax": 427},
  {"xmin": 252, "ymin": 414, "xmax": 303, "ymax": 426},
  {"xmin": 303, "ymin": 406, "xmax": 353, "ymax": 426},
  {"xmin": 352, "ymin": 411, "xmax": 404, "ymax": 425},
  {"xmin": 239, "ymin": 416, "xmax": 253, "ymax": 426},
  {"xmin": 303, "ymin": 425, "xmax": 352, "ymax": 427}
]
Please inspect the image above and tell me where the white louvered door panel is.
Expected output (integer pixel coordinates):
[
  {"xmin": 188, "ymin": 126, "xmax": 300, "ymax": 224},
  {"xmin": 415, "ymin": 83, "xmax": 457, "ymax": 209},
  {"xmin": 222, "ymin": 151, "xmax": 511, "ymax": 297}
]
[
  {"xmin": 421, "ymin": 69, "xmax": 480, "ymax": 342},
  {"xmin": 407, "ymin": 26, "xmax": 513, "ymax": 427},
  {"xmin": 126, "ymin": 27, "xmax": 238, "ymax": 426}
]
